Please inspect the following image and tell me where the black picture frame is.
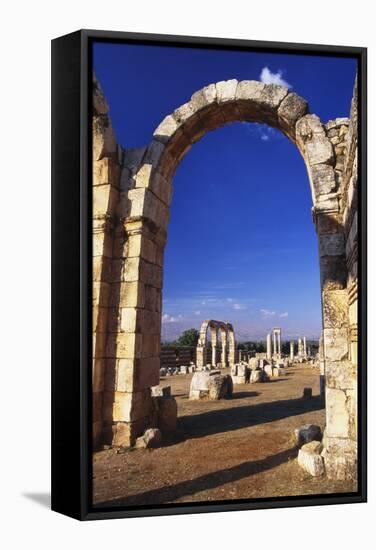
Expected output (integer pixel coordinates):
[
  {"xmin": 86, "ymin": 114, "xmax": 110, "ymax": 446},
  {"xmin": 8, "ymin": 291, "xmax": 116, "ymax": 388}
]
[{"xmin": 51, "ymin": 29, "xmax": 367, "ymax": 521}]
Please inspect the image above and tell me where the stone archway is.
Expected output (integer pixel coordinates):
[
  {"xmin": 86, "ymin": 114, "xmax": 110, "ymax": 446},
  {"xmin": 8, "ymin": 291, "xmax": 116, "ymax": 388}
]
[
  {"xmin": 196, "ymin": 319, "xmax": 236, "ymax": 368},
  {"xmin": 92, "ymin": 77, "xmax": 358, "ymax": 480}
]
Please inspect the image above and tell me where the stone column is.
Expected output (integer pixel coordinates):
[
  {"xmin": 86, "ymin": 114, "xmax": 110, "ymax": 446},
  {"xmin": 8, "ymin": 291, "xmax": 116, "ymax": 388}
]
[
  {"xmin": 297, "ymin": 338, "xmax": 302, "ymax": 357},
  {"xmin": 196, "ymin": 345, "xmax": 206, "ymax": 369},
  {"xmin": 221, "ymin": 343, "xmax": 227, "ymax": 366},
  {"xmin": 290, "ymin": 341, "xmax": 294, "ymax": 361},
  {"xmin": 303, "ymin": 336, "xmax": 307, "ymax": 357},
  {"xmin": 278, "ymin": 332, "xmax": 281, "ymax": 356},
  {"xmin": 266, "ymin": 333, "xmax": 272, "ymax": 359},
  {"xmin": 273, "ymin": 331, "xmax": 277, "ymax": 356}
]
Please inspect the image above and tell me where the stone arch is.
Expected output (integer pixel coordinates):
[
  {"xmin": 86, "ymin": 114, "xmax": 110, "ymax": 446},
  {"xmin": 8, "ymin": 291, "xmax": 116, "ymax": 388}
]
[{"xmin": 95, "ymin": 78, "xmax": 357, "ymax": 480}]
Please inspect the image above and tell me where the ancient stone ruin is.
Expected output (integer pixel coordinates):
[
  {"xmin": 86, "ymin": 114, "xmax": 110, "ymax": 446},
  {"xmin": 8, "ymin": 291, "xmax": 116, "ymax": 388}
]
[
  {"xmin": 196, "ymin": 319, "xmax": 236, "ymax": 368},
  {"xmin": 92, "ymin": 75, "xmax": 358, "ymax": 480}
]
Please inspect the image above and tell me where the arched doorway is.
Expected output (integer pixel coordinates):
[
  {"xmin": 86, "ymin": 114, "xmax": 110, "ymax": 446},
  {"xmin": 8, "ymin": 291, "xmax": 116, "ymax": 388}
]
[{"xmin": 92, "ymin": 78, "xmax": 357, "ymax": 480}]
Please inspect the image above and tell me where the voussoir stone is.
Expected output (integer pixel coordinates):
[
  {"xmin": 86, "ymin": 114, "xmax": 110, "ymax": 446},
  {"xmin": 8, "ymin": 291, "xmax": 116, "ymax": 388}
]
[
  {"xmin": 153, "ymin": 114, "xmax": 180, "ymax": 143},
  {"xmin": 216, "ymin": 79, "xmax": 238, "ymax": 103},
  {"xmin": 278, "ymin": 92, "xmax": 309, "ymax": 129}
]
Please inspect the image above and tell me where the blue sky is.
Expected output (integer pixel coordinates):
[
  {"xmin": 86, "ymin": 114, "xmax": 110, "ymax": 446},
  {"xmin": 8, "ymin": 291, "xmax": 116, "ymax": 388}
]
[{"xmin": 93, "ymin": 42, "xmax": 357, "ymax": 341}]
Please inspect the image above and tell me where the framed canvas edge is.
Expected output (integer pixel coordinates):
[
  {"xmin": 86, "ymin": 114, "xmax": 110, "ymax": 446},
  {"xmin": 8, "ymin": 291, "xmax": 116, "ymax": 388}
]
[{"xmin": 51, "ymin": 28, "xmax": 367, "ymax": 521}]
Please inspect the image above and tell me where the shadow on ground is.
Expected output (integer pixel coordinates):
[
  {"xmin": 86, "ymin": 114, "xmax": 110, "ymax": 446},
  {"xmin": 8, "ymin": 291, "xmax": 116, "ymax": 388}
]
[
  {"xmin": 95, "ymin": 447, "xmax": 298, "ymax": 508},
  {"xmin": 178, "ymin": 395, "xmax": 324, "ymax": 440}
]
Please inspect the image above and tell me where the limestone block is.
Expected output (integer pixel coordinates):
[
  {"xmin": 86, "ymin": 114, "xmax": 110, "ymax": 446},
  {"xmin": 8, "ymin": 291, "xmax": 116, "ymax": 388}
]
[
  {"xmin": 93, "ymin": 157, "xmax": 119, "ymax": 186},
  {"xmin": 153, "ymin": 115, "xmax": 180, "ymax": 143},
  {"xmin": 133, "ymin": 357, "xmax": 160, "ymax": 392},
  {"xmin": 114, "ymin": 358, "xmax": 134, "ymax": 392},
  {"xmin": 111, "ymin": 332, "xmax": 143, "ymax": 360},
  {"xmin": 298, "ymin": 442, "xmax": 324, "ymax": 476},
  {"xmin": 216, "ymin": 79, "xmax": 238, "ymax": 103},
  {"xmin": 311, "ymin": 164, "xmax": 337, "ymax": 195},
  {"xmin": 232, "ymin": 375, "xmax": 246, "ymax": 385},
  {"xmin": 248, "ymin": 357, "xmax": 259, "ymax": 370},
  {"xmin": 112, "ymin": 389, "xmax": 152, "ymax": 423},
  {"xmin": 191, "ymin": 83, "xmax": 217, "ymax": 111},
  {"xmin": 323, "ymin": 437, "xmax": 357, "ymax": 480},
  {"xmin": 93, "ymin": 78, "xmax": 109, "ymax": 114},
  {"xmin": 296, "ymin": 114, "xmax": 325, "ymax": 142},
  {"xmin": 173, "ymin": 101, "xmax": 196, "ymax": 125},
  {"xmin": 322, "ymin": 289, "xmax": 348, "ymax": 329},
  {"xmin": 208, "ymin": 374, "xmax": 233, "ymax": 399},
  {"xmin": 326, "ymin": 388, "xmax": 350, "ymax": 438},
  {"xmin": 258, "ymin": 84, "xmax": 289, "ymax": 110},
  {"xmin": 135, "ymin": 428, "xmax": 162, "ymax": 449},
  {"xmin": 319, "ymin": 233, "xmax": 345, "ymax": 256},
  {"xmin": 110, "ymin": 417, "xmax": 149, "ymax": 447},
  {"xmin": 93, "ymin": 116, "xmax": 117, "ymax": 161},
  {"xmin": 264, "ymin": 364, "xmax": 273, "ymax": 377},
  {"xmin": 117, "ymin": 281, "xmax": 145, "ymax": 309},
  {"xmin": 306, "ymin": 136, "xmax": 334, "ymax": 166},
  {"xmin": 250, "ymin": 369, "xmax": 263, "ymax": 383},
  {"xmin": 236, "ymin": 80, "xmax": 265, "ymax": 102},
  {"xmin": 278, "ymin": 92, "xmax": 308, "ymax": 136},
  {"xmin": 127, "ymin": 234, "xmax": 157, "ymax": 263},
  {"xmin": 119, "ymin": 307, "xmax": 138, "ymax": 333},
  {"xmin": 319, "ymin": 256, "xmax": 347, "ymax": 292},
  {"xmin": 323, "ymin": 328, "xmax": 349, "ymax": 361}
]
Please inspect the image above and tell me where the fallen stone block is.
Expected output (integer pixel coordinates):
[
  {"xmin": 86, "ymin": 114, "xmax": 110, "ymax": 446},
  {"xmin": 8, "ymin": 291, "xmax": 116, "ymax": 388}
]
[
  {"xmin": 298, "ymin": 441, "xmax": 324, "ymax": 476},
  {"xmin": 190, "ymin": 370, "xmax": 231, "ymax": 400},
  {"xmin": 135, "ymin": 428, "xmax": 162, "ymax": 449},
  {"xmin": 294, "ymin": 424, "xmax": 322, "ymax": 447},
  {"xmin": 250, "ymin": 369, "xmax": 263, "ymax": 383}
]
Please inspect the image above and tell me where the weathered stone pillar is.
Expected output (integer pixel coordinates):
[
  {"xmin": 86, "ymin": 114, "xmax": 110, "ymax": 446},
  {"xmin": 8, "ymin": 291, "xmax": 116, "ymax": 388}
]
[
  {"xmin": 278, "ymin": 332, "xmax": 281, "ymax": 356},
  {"xmin": 298, "ymin": 338, "xmax": 303, "ymax": 357},
  {"xmin": 266, "ymin": 333, "xmax": 272, "ymax": 359},
  {"xmin": 290, "ymin": 341, "xmax": 294, "ymax": 361},
  {"xmin": 303, "ymin": 336, "xmax": 307, "ymax": 357},
  {"xmin": 221, "ymin": 343, "xmax": 227, "ymax": 366},
  {"xmin": 92, "ymin": 77, "xmax": 120, "ymax": 448},
  {"xmin": 273, "ymin": 331, "xmax": 277, "ymax": 356},
  {"xmin": 196, "ymin": 345, "xmax": 206, "ymax": 369}
]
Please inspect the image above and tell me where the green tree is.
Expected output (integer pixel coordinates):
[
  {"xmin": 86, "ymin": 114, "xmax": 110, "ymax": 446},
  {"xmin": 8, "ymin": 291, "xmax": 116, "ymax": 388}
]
[{"xmin": 175, "ymin": 328, "xmax": 200, "ymax": 347}]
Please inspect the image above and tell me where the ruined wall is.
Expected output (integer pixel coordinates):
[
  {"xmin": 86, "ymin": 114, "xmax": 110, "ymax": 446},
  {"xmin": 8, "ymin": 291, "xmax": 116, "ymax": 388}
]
[
  {"xmin": 321, "ymin": 80, "xmax": 358, "ymax": 480},
  {"xmin": 92, "ymin": 77, "xmax": 121, "ymax": 447},
  {"xmin": 161, "ymin": 346, "xmax": 196, "ymax": 369}
]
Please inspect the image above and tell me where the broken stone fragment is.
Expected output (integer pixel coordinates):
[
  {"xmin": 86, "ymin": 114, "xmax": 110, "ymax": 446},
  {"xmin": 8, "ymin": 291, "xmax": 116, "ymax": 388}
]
[
  {"xmin": 298, "ymin": 441, "xmax": 325, "ymax": 476},
  {"xmin": 294, "ymin": 424, "xmax": 322, "ymax": 447},
  {"xmin": 135, "ymin": 428, "xmax": 162, "ymax": 449}
]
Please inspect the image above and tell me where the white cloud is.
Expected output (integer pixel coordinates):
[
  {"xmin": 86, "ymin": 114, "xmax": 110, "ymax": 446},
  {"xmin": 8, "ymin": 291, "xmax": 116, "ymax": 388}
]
[
  {"xmin": 279, "ymin": 312, "xmax": 289, "ymax": 318},
  {"xmin": 260, "ymin": 67, "xmax": 292, "ymax": 89},
  {"xmin": 260, "ymin": 308, "xmax": 276, "ymax": 318},
  {"xmin": 162, "ymin": 313, "xmax": 183, "ymax": 324},
  {"xmin": 194, "ymin": 310, "xmax": 201, "ymax": 316},
  {"xmin": 233, "ymin": 303, "xmax": 247, "ymax": 310},
  {"xmin": 261, "ymin": 133, "xmax": 269, "ymax": 141}
]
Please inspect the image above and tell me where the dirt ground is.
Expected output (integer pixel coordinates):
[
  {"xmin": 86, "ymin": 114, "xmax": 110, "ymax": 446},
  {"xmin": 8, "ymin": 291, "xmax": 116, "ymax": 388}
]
[{"xmin": 93, "ymin": 365, "xmax": 357, "ymax": 507}]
